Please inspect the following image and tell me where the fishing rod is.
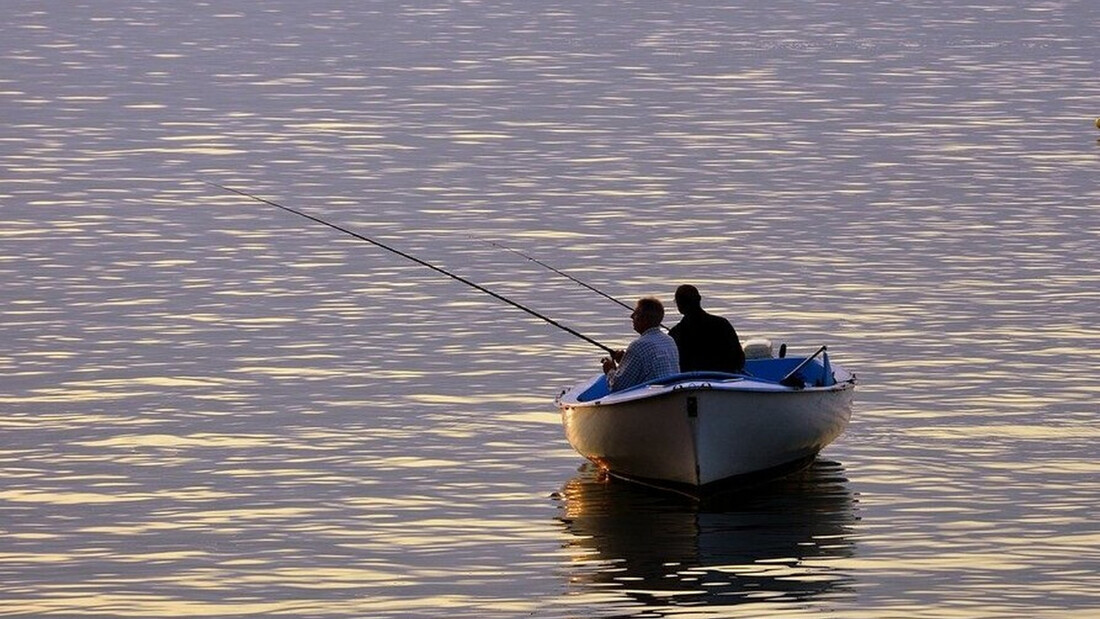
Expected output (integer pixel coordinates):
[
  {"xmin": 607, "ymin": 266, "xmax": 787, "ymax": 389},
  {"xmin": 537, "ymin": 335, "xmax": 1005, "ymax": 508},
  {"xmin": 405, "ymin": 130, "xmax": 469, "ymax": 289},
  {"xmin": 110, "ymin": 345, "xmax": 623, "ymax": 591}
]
[
  {"xmin": 488, "ymin": 241, "xmax": 633, "ymax": 312},
  {"xmin": 203, "ymin": 181, "xmax": 615, "ymax": 354},
  {"xmin": 489, "ymin": 240, "xmax": 672, "ymax": 332}
]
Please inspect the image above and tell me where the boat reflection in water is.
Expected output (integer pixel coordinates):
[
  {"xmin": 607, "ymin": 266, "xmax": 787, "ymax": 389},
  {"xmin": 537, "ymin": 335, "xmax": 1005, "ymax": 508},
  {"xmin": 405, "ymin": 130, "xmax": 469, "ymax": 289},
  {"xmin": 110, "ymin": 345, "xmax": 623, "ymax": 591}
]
[{"xmin": 555, "ymin": 460, "xmax": 858, "ymax": 613}]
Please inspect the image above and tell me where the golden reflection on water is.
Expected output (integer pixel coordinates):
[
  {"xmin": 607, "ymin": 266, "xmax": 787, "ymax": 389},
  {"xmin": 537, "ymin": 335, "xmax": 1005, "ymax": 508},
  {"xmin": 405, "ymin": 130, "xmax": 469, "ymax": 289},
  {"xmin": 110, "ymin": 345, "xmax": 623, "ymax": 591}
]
[{"xmin": 3, "ymin": 0, "xmax": 1100, "ymax": 617}]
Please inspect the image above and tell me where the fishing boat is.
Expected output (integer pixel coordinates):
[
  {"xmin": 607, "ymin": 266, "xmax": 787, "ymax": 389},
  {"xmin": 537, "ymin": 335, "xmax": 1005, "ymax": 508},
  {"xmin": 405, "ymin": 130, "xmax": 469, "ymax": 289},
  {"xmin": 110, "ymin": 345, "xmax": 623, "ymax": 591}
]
[
  {"xmin": 555, "ymin": 343, "xmax": 856, "ymax": 494},
  {"xmin": 208, "ymin": 189, "xmax": 855, "ymax": 493}
]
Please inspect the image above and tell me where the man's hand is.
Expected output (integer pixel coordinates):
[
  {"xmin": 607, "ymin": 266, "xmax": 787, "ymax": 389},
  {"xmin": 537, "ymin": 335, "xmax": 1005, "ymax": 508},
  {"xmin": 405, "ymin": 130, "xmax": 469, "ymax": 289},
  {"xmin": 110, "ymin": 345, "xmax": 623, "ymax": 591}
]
[
  {"xmin": 602, "ymin": 349, "xmax": 625, "ymax": 374},
  {"xmin": 601, "ymin": 357, "xmax": 616, "ymax": 373}
]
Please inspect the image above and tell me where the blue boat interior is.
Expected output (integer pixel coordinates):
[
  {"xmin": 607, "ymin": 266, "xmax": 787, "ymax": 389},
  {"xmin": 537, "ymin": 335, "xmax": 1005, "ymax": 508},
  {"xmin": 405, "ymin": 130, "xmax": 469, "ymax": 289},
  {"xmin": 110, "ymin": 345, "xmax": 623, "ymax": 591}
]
[{"xmin": 575, "ymin": 354, "xmax": 837, "ymax": 402}]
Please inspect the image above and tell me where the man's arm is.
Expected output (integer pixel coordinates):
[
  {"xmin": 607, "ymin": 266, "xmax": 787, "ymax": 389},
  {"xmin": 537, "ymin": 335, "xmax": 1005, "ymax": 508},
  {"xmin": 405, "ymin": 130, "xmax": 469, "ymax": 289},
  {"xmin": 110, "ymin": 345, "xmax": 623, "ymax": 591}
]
[{"xmin": 606, "ymin": 341, "xmax": 645, "ymax": 391}]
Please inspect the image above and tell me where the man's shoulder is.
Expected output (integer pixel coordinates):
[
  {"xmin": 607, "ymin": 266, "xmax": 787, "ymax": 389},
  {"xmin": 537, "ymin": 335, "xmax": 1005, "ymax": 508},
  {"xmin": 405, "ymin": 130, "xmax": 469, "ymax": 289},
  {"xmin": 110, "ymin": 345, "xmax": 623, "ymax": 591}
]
[
  {"xmin": 703, "ymin": 312, "xmax": 734, "ymax": 329},
  {"xmin": 655, "ymin": 330, "xmax": 678, "ymax": 346},
  {"xmin": 637, "ymin": 328, "xmax": 675, "ymax": 347}
]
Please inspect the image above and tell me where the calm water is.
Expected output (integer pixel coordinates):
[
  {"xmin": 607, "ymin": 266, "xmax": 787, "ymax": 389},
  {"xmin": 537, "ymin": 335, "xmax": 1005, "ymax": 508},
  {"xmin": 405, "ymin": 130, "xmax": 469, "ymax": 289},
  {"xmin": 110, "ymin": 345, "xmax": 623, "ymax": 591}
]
[{"xmin": 2, "ymin": 1, "xmax": 1099, "ymax": 617}]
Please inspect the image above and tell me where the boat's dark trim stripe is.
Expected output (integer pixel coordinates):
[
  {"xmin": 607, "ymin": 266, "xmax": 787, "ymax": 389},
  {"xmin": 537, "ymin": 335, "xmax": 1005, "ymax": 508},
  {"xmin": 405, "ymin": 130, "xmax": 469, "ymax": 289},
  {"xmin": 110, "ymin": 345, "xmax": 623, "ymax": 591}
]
[{"xmin": 604, "ymin": 453, "xmax": 820, "ymax": 500}]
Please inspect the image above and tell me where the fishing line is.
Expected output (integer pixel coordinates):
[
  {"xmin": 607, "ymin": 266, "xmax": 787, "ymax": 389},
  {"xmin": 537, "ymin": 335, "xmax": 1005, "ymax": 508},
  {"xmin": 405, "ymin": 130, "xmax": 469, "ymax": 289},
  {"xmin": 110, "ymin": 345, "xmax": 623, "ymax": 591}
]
[{"xmin": 203, "ymin": 181, "xmax": 615, "ymax": 354}]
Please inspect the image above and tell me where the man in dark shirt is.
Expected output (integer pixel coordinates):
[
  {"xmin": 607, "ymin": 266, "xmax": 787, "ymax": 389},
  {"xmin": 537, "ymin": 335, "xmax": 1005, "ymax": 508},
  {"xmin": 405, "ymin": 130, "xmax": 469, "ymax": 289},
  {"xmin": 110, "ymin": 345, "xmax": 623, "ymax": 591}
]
[{"xmin": 668, "ymin": 284, "xmax": 745, "ymax": 373}]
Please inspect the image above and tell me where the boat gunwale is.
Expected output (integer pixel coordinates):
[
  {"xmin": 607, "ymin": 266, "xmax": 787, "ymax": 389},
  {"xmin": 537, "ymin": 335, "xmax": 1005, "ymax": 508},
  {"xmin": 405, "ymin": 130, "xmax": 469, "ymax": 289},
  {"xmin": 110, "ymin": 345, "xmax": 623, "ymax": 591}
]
[{"xmin": 557, "ymin": 371, "xmax": 856, "ymax": 409}]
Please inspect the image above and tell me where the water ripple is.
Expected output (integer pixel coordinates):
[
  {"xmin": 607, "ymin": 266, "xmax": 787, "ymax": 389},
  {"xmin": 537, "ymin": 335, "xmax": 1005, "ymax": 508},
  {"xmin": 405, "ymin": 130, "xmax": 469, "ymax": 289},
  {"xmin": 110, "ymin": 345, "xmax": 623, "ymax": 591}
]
[{"xmin": 2, "ymin": 0, "xmax": 1099, "ymax": 616}]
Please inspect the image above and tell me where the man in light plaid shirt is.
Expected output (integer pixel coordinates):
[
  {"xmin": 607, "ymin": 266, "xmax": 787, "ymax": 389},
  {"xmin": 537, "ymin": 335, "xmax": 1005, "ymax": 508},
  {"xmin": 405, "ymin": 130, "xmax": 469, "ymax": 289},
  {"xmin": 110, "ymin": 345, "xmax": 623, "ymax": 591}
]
[{"xmin": 601, "ymin": 297, "xmax": 680, "ymax": 392}]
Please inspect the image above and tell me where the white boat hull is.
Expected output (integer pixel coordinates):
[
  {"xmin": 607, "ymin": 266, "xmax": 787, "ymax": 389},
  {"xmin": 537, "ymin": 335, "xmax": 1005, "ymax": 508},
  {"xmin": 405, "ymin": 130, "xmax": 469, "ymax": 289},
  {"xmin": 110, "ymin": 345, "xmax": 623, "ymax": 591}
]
[{"xmin": 556, "ymin": 356, "xmax": 855, "ymax": 491}]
